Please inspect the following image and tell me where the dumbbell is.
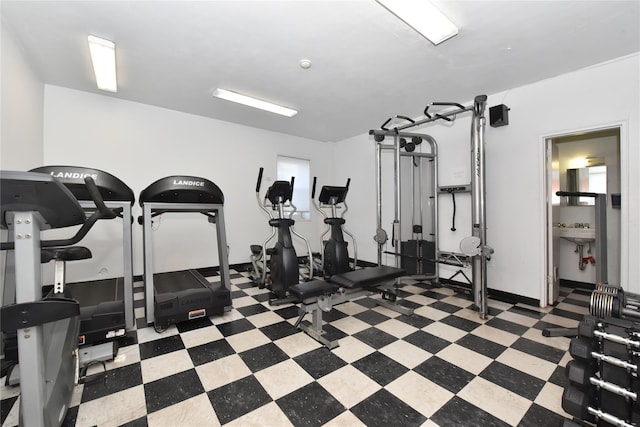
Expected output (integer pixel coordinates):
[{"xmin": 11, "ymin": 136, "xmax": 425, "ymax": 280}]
[
  {"xmin": 562, "ymin": 385, "xmax": 597, "ymax": 422},
  {"xmin": 593, "ymin": 352, "xmax": 639, "ymax": 373},
  {"xmin": 570, "ymin": 336, "xmax": 599, "ymax": 361},
  {"xmin": 563, "ymin": 386, "xmax": 635, "ymax": 427},
  {"xmin": 566, "ymin": 360, "xmax": 597, "ymax": 387},
  {"xmin": 578, "ymin": 316, "xmax": 640, "ymax": 349},
  {"xmin": 570, "ymin": 335, "xmax": 638, "ymax": 371},
  {"xmin": 565, "ymin": 361, "xmax": 637, "ymax": 401}
]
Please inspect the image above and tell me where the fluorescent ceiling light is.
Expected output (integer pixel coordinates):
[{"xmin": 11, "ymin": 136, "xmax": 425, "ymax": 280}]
[
  {"xmin": 88, "ymin": 35, "xmax": 117, "ymax": 92},
  {"xmin": 213, "ymin": 88, "xmax": 298, "ymax": 117},
  {"xmin": 376, "ymin": 0, "xmax": 458, "ymax": 45}
]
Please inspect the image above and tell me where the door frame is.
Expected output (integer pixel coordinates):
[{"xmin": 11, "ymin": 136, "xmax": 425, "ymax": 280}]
[{"xmin": 540, "ymin": 121, "xmax": 626, "ymax": 307}]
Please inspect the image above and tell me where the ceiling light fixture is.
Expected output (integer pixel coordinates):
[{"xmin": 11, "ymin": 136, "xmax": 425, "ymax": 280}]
[
  {"xmin": 375, "ymin": 0, "xmax": 458, "ymax": 45},
  {"xmin": 88, "ymin": 35, "xmax": 117, "ymax": 92},
  {"xmin": 213, "ymin": 88, "xmax": 298, "ymax": 117}
]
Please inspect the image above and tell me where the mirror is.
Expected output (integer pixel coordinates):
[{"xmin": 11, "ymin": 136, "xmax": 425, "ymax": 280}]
[{"xmin": 566, "ymin": 165, "xmax": 607, "ymax": 206}]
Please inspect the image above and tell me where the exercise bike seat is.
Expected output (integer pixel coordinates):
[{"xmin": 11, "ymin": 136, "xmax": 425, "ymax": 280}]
[{"xmin": 41, "ymin": 246, "xmax": 92, "ymax": 264}]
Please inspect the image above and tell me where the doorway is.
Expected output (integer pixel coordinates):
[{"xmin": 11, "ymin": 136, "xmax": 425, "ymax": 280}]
[{"xmin": 544, "ymin": 126, "xmax": 621, "ymax": 305}]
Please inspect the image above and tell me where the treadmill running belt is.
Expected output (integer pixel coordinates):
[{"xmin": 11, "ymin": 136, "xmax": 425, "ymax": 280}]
[
  {"xmin": 152, "ymin": 269, "xmax": 230, "ymax": 329},
  {"xmin": 153, "ymin": 270, "xmax": 210, "ymax": 294},
  {"xmin": 66, "ymin": 278, "xmax": 124, "ymax": 304},
  {"xmin": 65, "ymin": 278, "xmax": 126, "ymax": 343}
]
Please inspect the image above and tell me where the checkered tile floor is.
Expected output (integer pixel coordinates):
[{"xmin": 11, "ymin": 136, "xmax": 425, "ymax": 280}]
[{"xmin": 1, "ymin": 270, "xmax": 591, "ymax": 426}]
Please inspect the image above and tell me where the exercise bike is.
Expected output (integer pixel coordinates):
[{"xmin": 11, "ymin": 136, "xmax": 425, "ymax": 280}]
[
  {"xmin": 250, "ymin": 167, "xmax": 313, "ymax": 300},
  {"xmin": 1, "ymin": 171, "xmax": 118, "ymax": 427},
  {"xmin": 311, "ymin": 177, "xmax": 357, "ymax": 277}
]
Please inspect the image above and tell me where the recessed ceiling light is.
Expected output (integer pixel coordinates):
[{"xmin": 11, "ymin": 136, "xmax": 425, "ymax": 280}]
[
  {"xmin": 376, "ymin": 0, "xmax": 458, "ymax": 45},
  {"xmin": 213, "ymin": 88, "xmax": 298, "ymax": 117},
  {"xmin": 88, "ymin": 35, "xmax": 117, "ymax": 92}
]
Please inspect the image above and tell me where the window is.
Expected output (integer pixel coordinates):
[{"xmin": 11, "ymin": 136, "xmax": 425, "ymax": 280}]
[{"xmin": 276, "ymin": 155, "xmax": 310, "ymax": 220}]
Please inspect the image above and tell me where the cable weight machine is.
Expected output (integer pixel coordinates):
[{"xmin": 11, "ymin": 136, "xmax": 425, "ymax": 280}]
[
  {"xmin": 370, "ymin": 94, "xmax": 493, "ymax": 319},
  {"xmin": 371, "ymin": 131, "xmax": 438, "ymax": 280}
]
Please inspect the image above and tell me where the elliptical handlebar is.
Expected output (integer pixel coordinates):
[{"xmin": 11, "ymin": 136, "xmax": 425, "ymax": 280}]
[
  {"xmin": 311, "ymin": 176, "xmax": 317, "ymax": 199},
  {"xmin": 255, "ymin": 167, "xmax": 274, "ymax": 220},
  {"xmin": 256, "ymin": 167, "xmax": 264, "ymax": 193},
  {"xmin": 311, "ymin": 176, "xmax": 326, "ymax": 219}
]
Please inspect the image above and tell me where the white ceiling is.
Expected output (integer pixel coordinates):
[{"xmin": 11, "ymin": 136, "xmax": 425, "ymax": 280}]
[{"xmin": 2, "ymin": 1, "xmax": 639, "ymax": 142}]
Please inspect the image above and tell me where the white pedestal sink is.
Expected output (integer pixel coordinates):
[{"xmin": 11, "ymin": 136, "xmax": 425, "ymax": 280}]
[{"xmin": 553, "ymin": 226, "xmax": 596, "ymax": 244}]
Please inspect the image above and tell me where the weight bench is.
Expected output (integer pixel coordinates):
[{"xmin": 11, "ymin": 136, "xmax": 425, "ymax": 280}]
[{"xmin": 289, "ymin": 266, "xmax": 408, "ymax": 349}]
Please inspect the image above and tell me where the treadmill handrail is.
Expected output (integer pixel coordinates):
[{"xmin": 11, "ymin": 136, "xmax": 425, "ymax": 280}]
[{"xmin": 1, "ymin": 176, "xmax": 120, "ymax": 250}]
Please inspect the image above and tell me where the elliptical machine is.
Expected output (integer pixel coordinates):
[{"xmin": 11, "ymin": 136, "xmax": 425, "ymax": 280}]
[
  {"xmin": 251, "ymin": 167, "xmax": 313, "ymax": 300},
  {"xmin": 311, "ymin": 177, "xmax": 357, "ymax": 277}
]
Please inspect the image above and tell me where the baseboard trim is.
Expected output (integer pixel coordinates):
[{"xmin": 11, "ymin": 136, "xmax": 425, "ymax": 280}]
[
  {"xmin": 439, "ymin": 278, "xmax": 540, "ymax": 307},
  {"xmin": 559, "ymin": 279, "xmax": 594, "ymax": 290}
]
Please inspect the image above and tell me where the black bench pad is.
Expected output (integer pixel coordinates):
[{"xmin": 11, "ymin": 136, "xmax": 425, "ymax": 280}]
[
  {"xmin": 328, "ymin": 266, "xmax": 406, "ymax": 289},
  {"xmin": 289, "ymin": 280, "xmax": 338, "ymax": 300}
]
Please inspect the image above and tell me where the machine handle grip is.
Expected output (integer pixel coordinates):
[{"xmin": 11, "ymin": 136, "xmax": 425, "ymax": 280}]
[
  {"xmin": 290, "ymin": 176, "xmax": 295, "ymax": 197},
  {"xmin": 432, "ymin": 101, "xmax": 466, "ymax": 109},
  {"xmin": 311, "ymin": 176, "xmax": 317, "ymax": 199},
  {"xmin": 346, "ymin": 178, "xmax": 351, "ymax": 189},
  {"xmin": 395, "ymin": 115, "xmax": 415, "ymax": 124},
  {"xmin": 256, "ymin": 167, "xmax": 264, "ymax": 193}
]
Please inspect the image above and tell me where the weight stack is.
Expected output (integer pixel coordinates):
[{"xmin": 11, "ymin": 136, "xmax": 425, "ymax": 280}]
[
  {"xmin": 562, "ymin": 315, "xmax": 640, "ymax": 426},
  {"xmin": 400, "ymin": 240, "xmax": 435, "ymax": 276}
]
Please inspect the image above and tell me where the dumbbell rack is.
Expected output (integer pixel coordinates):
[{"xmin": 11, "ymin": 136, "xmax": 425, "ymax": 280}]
[{"xmin": 563, "ymin": 315, "xmax": 640, "ymax": 426}]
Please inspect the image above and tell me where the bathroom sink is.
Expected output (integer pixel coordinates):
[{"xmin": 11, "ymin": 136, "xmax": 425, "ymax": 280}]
[{"xmin": 553, "ymin": 227, "xmax": 596, "ymax": 245}]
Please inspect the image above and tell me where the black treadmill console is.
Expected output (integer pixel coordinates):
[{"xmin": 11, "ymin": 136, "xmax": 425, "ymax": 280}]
[
  {"xmin": 319, "ymin": 186, "xmax": 348, "ymax": 205},
  {"xmin": 266, "ymin": 181, "xmax": 292, "ymax": 206},
  {"xmin": 0, "ymin": 171, "xmax": 85, "ymax": 230},
  {"xmin": 139, "ymin": 175, "xmax": 224, "ymax": 205},
  {"xmin": 30, "ymin": 166, "xmax": 135, "ymax": 205}
]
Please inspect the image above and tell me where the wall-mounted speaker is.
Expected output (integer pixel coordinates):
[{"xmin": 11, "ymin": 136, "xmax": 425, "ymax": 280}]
[{"xmin": 489, "ymin": 104, "xmax": 509, "ymax": 127}]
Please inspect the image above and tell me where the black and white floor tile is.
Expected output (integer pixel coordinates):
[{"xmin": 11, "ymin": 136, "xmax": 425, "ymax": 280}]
[{"xmin": 1, "ymin": 270, "xmax": 591, "ymax": 426}]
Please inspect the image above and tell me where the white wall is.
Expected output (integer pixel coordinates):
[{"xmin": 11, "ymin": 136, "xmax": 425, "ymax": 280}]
[
  {"xmin": 0, "ymin": 20, "xmax": 45, "ymax": 302},
  {"xmin": 42, "ymin": 86, "xmax": 331, "ymax": 282},
  {"xmin": 0, "ymin": 18, "xmax": 44, "ymax": 169},
  {"xmin": 334, "ymin": 53, "xmax": 640, "ymax": 301}
]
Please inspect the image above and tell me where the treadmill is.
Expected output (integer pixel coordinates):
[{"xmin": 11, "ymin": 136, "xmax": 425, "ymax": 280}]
[
  {"xmin": 30, "ymin": 166, "xmax": 135, "ymax": 353},
  {"xmin": 139, "ymin": 175, "xmax": 232, "ymax": 331}
]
